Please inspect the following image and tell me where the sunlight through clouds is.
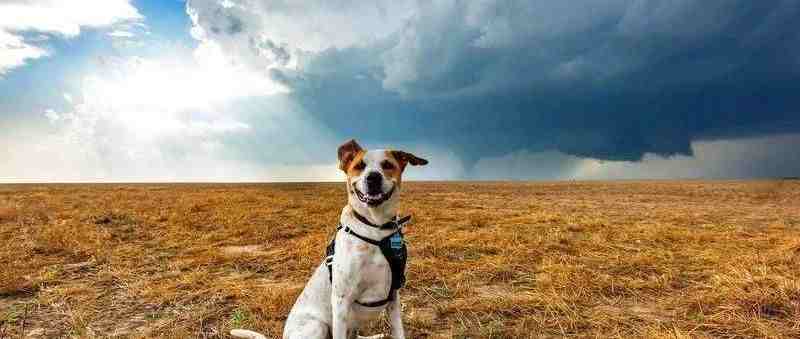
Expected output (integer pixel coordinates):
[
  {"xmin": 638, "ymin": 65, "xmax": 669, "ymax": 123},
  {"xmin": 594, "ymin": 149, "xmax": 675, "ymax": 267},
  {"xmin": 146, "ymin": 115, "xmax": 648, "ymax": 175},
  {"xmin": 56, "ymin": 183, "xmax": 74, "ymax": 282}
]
[
  {"xmin": 1, "ymin": 1, "xmax": 341, "ymax": 182},
  {"xmin": 21, "ymin": 45, "xmax": 307, "ymax": 181},
  {"xmin": 77, "ymin": 50, "xmax": 283, "ymax": 123}
]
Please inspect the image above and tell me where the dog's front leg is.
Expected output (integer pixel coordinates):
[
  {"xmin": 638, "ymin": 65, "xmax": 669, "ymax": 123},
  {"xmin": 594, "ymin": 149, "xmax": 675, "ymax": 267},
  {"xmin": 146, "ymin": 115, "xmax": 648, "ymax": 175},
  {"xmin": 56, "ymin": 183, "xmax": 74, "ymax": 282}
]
[
  {"xmin": 388, "ymin": 291, "xmax": 405, "ymax": 339},
  {"xmin": 331, "ymin": 292, "xmax": 354, "ymax": 339}
]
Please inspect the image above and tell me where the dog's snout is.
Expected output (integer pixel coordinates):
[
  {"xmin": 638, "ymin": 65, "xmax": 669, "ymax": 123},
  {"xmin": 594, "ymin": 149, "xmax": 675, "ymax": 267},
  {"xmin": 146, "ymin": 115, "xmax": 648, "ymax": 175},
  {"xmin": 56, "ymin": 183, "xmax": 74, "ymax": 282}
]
[{"xmin": 365, "ymin": 172, "xmax": 383, "ymax": 194}]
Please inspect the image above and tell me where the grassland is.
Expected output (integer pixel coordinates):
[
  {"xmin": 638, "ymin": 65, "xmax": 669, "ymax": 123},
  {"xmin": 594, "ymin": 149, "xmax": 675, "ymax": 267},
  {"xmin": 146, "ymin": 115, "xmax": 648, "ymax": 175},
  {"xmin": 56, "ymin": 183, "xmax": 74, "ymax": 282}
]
[{"xmin": 1, "ymin": 180, "xmax": 799, "ymax": 338}]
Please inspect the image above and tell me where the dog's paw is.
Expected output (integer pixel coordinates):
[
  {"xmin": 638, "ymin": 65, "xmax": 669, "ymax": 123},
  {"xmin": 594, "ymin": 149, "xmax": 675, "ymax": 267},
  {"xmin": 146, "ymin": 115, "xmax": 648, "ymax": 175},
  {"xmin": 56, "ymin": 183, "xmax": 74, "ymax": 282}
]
[
  {"xmin": 230, "ymin": 329, "xmax": 268, "ymax": 339},
  {"xmin": 358, "ymin": 335, "xmax": 388, "ymax": 339}
]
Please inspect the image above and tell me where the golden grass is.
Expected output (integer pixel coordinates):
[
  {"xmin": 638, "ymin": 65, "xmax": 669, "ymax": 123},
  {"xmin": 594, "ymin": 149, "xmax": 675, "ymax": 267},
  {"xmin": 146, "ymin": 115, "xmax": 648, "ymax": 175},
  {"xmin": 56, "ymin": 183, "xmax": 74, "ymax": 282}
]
[{"xmin": 0, "ymin": 180, "xmax": 799, "ymax": 338}]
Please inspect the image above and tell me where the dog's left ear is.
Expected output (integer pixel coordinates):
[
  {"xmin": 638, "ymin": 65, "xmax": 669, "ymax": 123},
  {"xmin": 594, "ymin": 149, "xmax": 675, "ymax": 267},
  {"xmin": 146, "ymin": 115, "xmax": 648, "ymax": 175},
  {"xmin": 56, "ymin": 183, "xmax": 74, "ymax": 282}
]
[
  {"xmin": 390, "ymin": 150, "xmax": 429, "ymax": 170},
  {"xmin": 338, "ymin": 139, "xmax": 363, "ymax": 171}
]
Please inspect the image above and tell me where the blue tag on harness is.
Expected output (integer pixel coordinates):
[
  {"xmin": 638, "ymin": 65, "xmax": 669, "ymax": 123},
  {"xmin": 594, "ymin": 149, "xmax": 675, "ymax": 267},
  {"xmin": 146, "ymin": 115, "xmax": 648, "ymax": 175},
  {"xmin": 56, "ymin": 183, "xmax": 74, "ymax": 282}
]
[{"xmin": 390, "ymin": 233, "xmax": 403, "ymax": 249}]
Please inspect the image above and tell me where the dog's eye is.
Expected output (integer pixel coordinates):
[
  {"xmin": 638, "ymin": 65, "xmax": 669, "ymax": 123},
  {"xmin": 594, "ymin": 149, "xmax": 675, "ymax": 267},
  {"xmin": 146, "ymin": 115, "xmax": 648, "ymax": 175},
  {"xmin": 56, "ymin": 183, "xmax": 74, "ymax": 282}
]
[
  {"xmin": 354, "ymin": 161, "xmax": 366, "ymax": 171},
  {"xmin": 381, "ymin": 161, "xmax": 395, "ymax": 170}
]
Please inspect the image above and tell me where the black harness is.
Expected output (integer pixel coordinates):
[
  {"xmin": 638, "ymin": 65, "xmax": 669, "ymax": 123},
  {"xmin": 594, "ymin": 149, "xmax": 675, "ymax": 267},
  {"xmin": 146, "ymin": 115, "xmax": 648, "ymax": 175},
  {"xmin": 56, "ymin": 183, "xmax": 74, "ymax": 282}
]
[{"xmin": 325, "ymin": 213, "xmax": 411, "ymax": 307}]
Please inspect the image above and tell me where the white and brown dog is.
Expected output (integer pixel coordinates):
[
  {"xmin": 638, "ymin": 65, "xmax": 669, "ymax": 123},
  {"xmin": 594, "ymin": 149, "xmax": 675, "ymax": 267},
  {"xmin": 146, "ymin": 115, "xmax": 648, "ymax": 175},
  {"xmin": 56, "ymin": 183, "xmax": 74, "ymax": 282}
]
[{"xmin": 232, "ymin": 139, "xmax": 428, "ymax": 339}]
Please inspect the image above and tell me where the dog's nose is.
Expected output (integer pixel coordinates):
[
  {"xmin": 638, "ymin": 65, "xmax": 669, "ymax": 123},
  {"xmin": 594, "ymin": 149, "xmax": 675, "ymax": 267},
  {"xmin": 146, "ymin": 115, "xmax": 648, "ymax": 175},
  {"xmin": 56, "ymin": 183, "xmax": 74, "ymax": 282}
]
[{"xmin": 365, "ymin": 172, "xmax": 383, "ymax": 195}]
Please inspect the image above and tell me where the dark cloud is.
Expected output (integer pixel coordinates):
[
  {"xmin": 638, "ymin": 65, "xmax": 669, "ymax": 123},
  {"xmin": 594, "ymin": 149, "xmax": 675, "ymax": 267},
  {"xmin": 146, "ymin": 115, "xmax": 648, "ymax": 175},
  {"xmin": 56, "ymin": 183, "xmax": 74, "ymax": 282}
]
[
  {"xmin": 261, "ymin": 0, "xmax": 800, "ymax": 165},
  {"xmin": 209, "ymin": 12, "xmax": 244, "ymax": 35},
  {"xmin": 250, "ymin": 38, "xmax": 291, "ymax": 66},
  {"xmin": 172, "ymin": 0, "xmax": 800, "ymax": 180}
]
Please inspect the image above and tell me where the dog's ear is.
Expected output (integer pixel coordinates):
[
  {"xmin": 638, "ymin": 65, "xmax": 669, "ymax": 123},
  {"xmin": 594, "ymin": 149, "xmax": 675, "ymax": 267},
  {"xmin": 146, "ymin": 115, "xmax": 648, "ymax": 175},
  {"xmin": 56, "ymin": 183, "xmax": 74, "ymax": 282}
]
[
  {"xmin": 338, "ymin": 139, "xmax": 363, "ymax": 171},
  {"xmin": 390, "ymin": 150, "xmax": 428, "ymax": 170}
]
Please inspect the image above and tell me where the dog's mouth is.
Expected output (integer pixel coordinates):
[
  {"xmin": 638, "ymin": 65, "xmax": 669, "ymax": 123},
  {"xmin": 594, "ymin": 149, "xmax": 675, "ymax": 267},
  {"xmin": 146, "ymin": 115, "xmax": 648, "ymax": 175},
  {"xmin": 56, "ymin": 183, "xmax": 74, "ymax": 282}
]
[{"xmin": 353, "ymin": 186, "xmax": 395, "ymax": 207}]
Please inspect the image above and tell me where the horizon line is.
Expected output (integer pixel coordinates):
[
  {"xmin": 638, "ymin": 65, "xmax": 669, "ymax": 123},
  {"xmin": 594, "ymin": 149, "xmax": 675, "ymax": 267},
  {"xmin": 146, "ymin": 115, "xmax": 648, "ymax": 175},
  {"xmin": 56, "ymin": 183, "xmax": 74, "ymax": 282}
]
[{"xmin": 1, "ymin": 177, "xmax": 798, "ymax": 185}]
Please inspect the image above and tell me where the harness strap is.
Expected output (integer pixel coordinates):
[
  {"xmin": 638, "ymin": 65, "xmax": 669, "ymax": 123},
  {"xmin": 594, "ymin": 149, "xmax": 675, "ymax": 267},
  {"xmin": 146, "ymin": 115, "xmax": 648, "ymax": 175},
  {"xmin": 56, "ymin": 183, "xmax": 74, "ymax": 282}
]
[
  {"xmin": 352, "ymin": 211, "xmax": 412, "ymax": 230},
  {"xmin": 325, "ymin": 221, "xmax": 408, "ymax": 308},
  {"xmin": 354, "ymin": 291, "xmax": 394, "ymax": 308},
  {"xmin": 342, "ymin": 226, "xmax": 382, "ymax": 246}
]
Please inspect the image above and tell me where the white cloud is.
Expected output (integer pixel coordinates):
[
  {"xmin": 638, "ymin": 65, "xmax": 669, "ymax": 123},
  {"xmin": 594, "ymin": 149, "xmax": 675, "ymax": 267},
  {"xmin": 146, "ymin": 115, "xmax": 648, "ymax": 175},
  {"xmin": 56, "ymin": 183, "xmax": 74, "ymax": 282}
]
[
  {"xmin": 186, "ymin": 0, "xmax": 417, "ymax": 76},
  {"xmin": 44, "ymin": 50, "xmax": 280, "ymax": 146},
  {"xmin": 0, "ymin": 30, "xmax": 48, "ymax": 75},
  {"xmin": 108, "ymin": 30, "xmax": 135, "ymax": 38},
  {"xmin": 0, "ymin": 0, "xmax": 142, "ymax": 75},
  {"xmin": 0, "ymin": 0, "xmax": 142, "ymax": 37},
  {"xmin": 187, "ymin": 0, "xmax": 415, "ymax": 51},
  {"xmin": 44, "ymin": 109, "xmax": 61, "ymax": 123}
]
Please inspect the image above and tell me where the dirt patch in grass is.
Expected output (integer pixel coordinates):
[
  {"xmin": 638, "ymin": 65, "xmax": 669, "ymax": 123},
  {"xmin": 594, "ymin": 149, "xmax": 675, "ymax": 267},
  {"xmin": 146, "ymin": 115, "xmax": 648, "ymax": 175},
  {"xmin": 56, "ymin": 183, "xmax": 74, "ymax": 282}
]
[{"xmin": 221, "ymin": 245, "xmax": 269, "ymax": 256}]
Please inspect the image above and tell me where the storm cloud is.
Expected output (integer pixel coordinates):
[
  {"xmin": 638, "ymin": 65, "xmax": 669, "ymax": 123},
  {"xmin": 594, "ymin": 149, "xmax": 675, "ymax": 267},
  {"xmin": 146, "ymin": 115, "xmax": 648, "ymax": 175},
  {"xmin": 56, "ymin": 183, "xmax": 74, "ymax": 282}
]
[{"xmin": 187, "ymin": 0, "xmax": 800, "ymax": 166}]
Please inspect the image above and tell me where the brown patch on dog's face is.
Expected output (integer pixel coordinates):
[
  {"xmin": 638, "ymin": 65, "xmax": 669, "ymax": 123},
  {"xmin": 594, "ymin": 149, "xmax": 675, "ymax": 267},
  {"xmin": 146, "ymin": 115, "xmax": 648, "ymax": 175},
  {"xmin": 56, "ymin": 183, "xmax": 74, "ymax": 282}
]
[
  {"xmin": 346, "ymin": 151, "xmax": 367, "ymax": 178},
  {"xmin": 385, "ymin": 150, "xmax": 429, "ymax": 184},
  {"xmin": 382, "ymin": 151, "xmax": 404, "ymax": 183}
]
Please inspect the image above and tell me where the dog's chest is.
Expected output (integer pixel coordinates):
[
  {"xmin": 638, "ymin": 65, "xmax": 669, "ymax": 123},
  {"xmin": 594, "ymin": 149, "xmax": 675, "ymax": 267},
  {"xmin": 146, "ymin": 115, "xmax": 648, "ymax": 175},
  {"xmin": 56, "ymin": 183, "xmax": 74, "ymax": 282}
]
[
  {"xmin": 353, "ymin": 251, "xmax": 394, "ymax": 321},
  {"xmin": 346, "ymin": 241, "xmax": 391, "ymax": 281},
  {"xmin": 338, "ymin": 237, "xmax": 393, "ymax": 301}
]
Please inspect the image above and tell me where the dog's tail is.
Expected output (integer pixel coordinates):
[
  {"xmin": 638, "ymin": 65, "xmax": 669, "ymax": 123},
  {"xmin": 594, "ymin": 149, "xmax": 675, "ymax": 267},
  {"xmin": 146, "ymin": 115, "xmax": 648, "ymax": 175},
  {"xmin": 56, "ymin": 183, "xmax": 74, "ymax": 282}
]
[{"xmin": 230, "ymin": 329, "xmax": 268, "ymax": 339}]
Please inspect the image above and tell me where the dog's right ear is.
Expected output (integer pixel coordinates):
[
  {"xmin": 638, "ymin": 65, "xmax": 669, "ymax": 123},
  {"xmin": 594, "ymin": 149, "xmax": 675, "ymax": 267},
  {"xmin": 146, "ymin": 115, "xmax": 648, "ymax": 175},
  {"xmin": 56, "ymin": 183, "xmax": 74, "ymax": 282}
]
[{"xmin": 337, "ymin": 139, "xmax": 363, "ymax": 172}]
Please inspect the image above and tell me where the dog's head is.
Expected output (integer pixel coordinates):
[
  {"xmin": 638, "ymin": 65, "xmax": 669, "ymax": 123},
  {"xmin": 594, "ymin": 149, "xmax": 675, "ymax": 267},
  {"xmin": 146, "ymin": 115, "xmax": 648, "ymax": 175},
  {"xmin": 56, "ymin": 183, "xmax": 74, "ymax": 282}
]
[{"xmin": 338, "ymin": 139, "xmax": 428, "ymax": 209}]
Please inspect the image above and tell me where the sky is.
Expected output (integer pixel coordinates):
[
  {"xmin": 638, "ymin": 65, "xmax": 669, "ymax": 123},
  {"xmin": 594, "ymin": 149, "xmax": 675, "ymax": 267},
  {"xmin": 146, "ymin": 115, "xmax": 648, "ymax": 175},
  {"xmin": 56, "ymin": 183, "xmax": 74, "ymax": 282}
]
[{"xmin": 1, "ymin": 0, "xmax": 799, "ymax": 182}]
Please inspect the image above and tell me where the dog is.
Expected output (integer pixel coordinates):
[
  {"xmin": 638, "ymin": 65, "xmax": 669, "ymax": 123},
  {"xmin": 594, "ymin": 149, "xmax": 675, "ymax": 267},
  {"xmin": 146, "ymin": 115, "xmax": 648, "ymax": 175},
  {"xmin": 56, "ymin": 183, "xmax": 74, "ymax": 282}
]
[{"xmin": 231, "ymin": 139, "xmax": 428, "ymax": 339}]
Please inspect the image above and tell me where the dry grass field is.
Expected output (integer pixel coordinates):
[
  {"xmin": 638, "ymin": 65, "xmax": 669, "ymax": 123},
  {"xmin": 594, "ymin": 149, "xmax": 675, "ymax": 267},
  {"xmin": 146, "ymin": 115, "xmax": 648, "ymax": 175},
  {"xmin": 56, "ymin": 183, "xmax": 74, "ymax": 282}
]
[{"xmin": 1, "ymin": 180, "xmax": 799, "ymax": 338}]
